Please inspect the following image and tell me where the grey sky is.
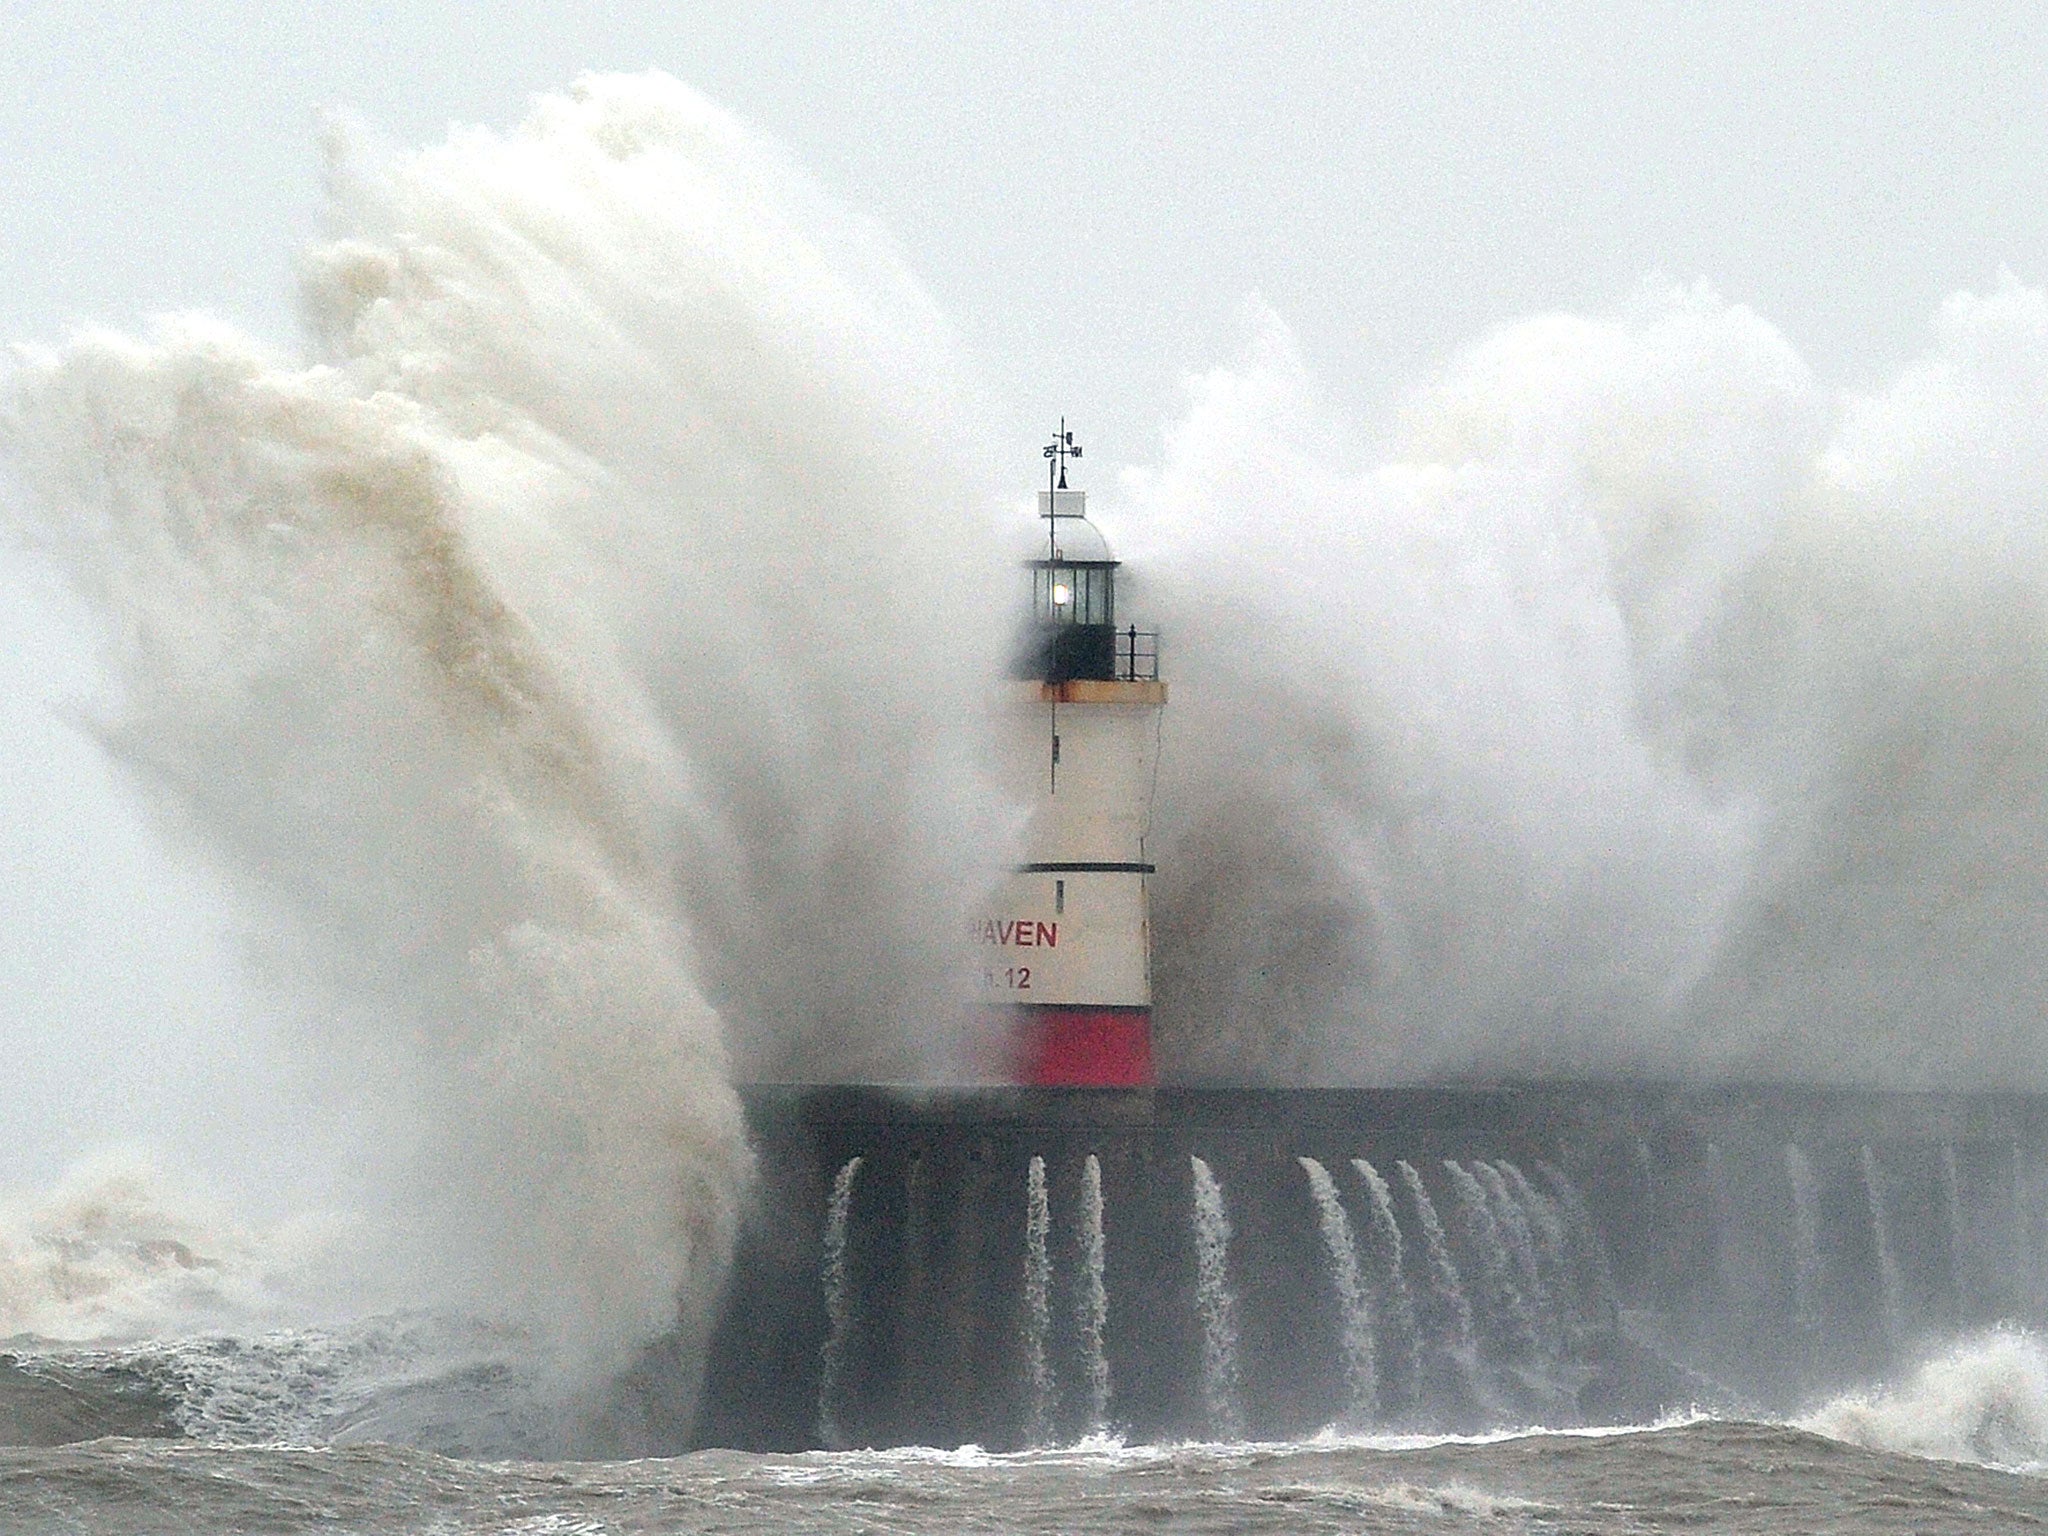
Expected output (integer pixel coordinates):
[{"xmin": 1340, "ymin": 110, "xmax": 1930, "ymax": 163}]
[
  {"xmin": 6, "ymin": 2, "xmax": 2045, "ymax": 446},
  {"xmin": 3, "ymin": 1, "xmax": 2045, "ymax": 1180}
]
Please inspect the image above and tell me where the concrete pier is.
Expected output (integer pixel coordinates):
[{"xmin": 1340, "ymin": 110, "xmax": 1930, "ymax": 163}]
[{"xmin": 690, "ymin": 1084, "xmax": 2048, "ymax": 1449}]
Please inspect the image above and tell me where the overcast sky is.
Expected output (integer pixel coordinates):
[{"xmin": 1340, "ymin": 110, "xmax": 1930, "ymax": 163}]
[
  {"xmin": 4, "ymin": 1, "xmax": 2046, "ymax": 1179},
  {"xmin": 7, "ymin": 2, "xmax": 2046, "ymax": 451}
]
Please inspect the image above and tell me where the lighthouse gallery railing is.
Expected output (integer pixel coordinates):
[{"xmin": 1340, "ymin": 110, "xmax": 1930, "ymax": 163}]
[{"xmin": 1120, "ymin": 626, "xmax": 1160, "ymax": 682}]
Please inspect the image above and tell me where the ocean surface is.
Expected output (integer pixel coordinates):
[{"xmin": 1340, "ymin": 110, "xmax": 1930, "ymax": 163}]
[
  {"xmin": 4, "ymin": 1418, "xmax": 2046, "ymax": 1535},
  {"xmin": 8, "ymin": 1321, "xmax": 2048, "ymax": 1534}
]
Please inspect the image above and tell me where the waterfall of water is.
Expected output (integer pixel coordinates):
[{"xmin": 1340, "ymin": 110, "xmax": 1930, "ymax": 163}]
[
  {"xmin": 1077, "ymin": 1153, "xmax": 1110, "ymax": 1433},
  {"xmin": 1497, "ymin": 1164, "xmax": 1564, "ymax": 1274},
  {"xmin": 1498, "ymin": 1164, "xmax": 1573, "ymax": 1324},
  {"xmin": 1499, "ymin": 1161, "xmax": 1578, "ymax": 1347},
  {"xmin": 1444, "ymin": 1160, "xmax": 1539, "ymax": 1361},
  {"xmin": 1396, "ymin": 1159, "xmax": 1480, "ymax": 1397},
  {"xmin": 1024, "ymin": 1154, "xmax": 1054, "ymax": 1445},
  {"xmin": 1942, "ymin": 1143, "xmax": 1970, "ymax": 1321},
  {"xmin": 1298, "ymin": 1157, "xmax": 1376, "ymax": 1423},
  {"xmin": 1783, "ymin": 1144, "xmax": 1824, "ymax": 1342},
  {"xmin": 1189, "ymin": 1156, "xmax": 1244, "ymax": 1440},
  {"xmin": 818, "ymin": 1155, "xmax": 863, "ymax": 1448},
  {"xmin": 1474, "ymin": 1162, "xmax": 1550, "ymax": 1353},
  {"xmin": 1535, "ymin": 1160, "xmax": 1620, "ymax": 1331},
  {"xmin": 1353, "ymin": 1158, "xmax": 1422, "ymax": 1410},
  {"xmin": 1861, "ymin": 1145, "xmax": 1908, "ymax": 1358}
]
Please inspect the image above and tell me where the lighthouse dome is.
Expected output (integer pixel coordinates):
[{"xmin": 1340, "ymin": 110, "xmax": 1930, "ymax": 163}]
[
  {"xmin": 1048, "ymin": 515, "xmax": 1113, "ymax": 564},
  {"xmin": 1032, "ymin": 489, "xmax": 1117, "ymax": 565}
]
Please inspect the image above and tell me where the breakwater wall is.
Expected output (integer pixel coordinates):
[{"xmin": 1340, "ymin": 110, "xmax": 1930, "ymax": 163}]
[{"xmin": 690, "ymin": 1085, "xmax": 2048, "ymax": 1449}]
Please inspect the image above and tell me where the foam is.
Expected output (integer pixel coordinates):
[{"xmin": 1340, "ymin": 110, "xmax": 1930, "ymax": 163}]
[
  {"xmin": 1800, "ymin": 1327, "xmax": 2048, "ymax": 1473},
  {"xmin": 0, "ymin": 1152, "xmax": 316, "ymax": 1341}
]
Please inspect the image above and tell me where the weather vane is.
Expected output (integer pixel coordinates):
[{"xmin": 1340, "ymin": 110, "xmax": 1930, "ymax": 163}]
[{"xmin": 1044, "ymin": 417, "xmax": 1082, "ymax": 493}]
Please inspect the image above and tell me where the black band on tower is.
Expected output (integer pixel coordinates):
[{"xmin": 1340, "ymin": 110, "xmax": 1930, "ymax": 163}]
[{"xmin": 1016, "ymin": 860, "xmax": 1156, "ymax": 874}]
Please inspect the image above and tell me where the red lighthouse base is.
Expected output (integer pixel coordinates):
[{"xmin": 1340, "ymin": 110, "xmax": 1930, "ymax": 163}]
[{"xmin": 1012, "ymin": 1005, "xmax": 1153, "ymax": 1087}]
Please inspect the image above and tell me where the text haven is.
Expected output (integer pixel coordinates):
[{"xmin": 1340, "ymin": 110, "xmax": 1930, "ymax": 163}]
[{"xmin": 971, "ymin": 918, "xmax": 1059, "ymax": 948}]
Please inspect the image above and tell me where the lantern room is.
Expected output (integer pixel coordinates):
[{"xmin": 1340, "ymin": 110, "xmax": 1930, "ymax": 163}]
[{"xmin": 1023, "ymin": 488, "xmax": 1122, "ymax": 683}]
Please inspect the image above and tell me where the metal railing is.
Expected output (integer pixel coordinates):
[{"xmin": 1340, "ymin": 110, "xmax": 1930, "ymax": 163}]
[{"xmin": 1119, "ymin": 626, "xmax": 1160, "ymax": 682}]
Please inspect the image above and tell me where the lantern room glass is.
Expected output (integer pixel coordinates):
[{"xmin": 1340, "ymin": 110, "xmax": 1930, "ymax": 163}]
[{"xmin": 1033, "ymin": 563, "xmax": 1114, "ymax": 626}]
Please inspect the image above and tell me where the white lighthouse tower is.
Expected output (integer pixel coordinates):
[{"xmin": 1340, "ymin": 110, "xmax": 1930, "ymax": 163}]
[{"xmin": 976, "ymin": 425, "xmax": 1165, "ymax": 1086}]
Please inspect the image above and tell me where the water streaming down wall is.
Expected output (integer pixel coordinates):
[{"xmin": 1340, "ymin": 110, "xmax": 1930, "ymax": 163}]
[
  {"xmin": 1499, "ymin": 1163, "xmax": 1563, "ymax": 1273},
  {"xmin": 1536, "ymin": 1160, "xmax": 1621, "ymax": 1335},
  {"xmin": 1188, "ymin": 1156, "xmax": 1244, "ymax": 1440},
  {"xmin": 1397, "ymin": 1154, "xmax": 1485, "ymax": 1417},
  {"xmin": 1077, "ymin": 1154, "xmax": 1110, "ymax": 1432},
  {"xmin": 816, "ymin": 1155, "xmax": 862, "ymax": 1449},
  {"xmin": 1023, "ymin": 1155, "xmax": 1053, "ymax": 1444},
  {"xmin": 1444, "ymin": 1159, "xmax": 1541, "ymax": 1369},
  {"xmin": 695, "ymin": 1086, "xmax": 2048, "ymax": 1450},
  {"xmin": 1298, "ymin": 1157, "xmax": 1375, "ymax": 1423},
  {"xmin": 1499, "ymin": 1162, "xmax": 1575, "ymax": 1348},
  {"xmin": 1353, "ymin": 1158, "xmax": 1423, "ymax": 1413},
  {"xmin": 1475, "ymin": 1161, "xmax": 1550, "ymax": 1352}
]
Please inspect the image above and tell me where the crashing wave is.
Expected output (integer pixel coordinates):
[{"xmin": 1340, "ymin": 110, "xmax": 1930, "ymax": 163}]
[{"xmin": 1800, "ymin": 1327, "xmax": 2048, "ymax": 1473}]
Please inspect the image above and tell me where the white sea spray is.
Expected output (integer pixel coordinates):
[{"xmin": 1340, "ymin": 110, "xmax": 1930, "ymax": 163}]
[{"xmin": 0, "ymin": 73, "xmax": 1007, "ymax": 1446}]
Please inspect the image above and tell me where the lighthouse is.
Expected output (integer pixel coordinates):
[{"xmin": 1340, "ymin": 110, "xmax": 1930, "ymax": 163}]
[
  {"xmin": 695, "ymin": 443, "xmax": 2019, "ymax": 1459},
  {"xmin": 977, "ymin": 424, "xmax": 1165, "ymax": 1087}
]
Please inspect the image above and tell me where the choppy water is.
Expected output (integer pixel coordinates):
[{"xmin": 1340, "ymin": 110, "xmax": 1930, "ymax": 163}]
[
  {"xmin": 4, "ymin": 1419, "xmax": 2045, "ymax": 1534},
  {"xmin": 8, "ymin": 1323, "xmax": 2048, "ymax": 1532},
  {"xmin": 0, "ymin": 1317, "xmax": 565, "ymax": 1460}
]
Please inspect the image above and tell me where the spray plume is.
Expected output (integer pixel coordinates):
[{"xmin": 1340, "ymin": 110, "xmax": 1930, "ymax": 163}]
[
  {"xmin": 1, "ymin": 73, "xmax": 1007, "ymax": 1441},
  {"xmin": 1128, "ymin": 280, "xmax": 2048, "ymax": 1086}
]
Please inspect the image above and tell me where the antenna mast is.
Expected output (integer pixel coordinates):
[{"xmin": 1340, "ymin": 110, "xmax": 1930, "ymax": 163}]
[
  {"xmin": 1041, "ymin": 420, "xmax": 1081, "ymax": 792},
  {"xmin": 1043, "ymin": 418, "xmax": 1081, "ymax": 562}
]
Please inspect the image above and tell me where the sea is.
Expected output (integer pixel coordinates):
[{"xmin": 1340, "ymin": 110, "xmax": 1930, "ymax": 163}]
[{"xmin": 7, "ymin": 1320, "xmax": 2048, "ymax": 1534}]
